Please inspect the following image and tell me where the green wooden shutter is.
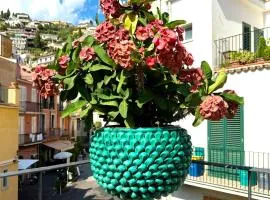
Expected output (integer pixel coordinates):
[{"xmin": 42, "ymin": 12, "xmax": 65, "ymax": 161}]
[
  {"xmin": 208, "ymin": 118, "xmax": 226, "ymax": 177},
  {"xmin": 208, "ymin": 105, "xmax": 244, "ymax": 179},
  {"xmin": 225, "ymin": 105, "xmax": 244, "ymax": 180}
]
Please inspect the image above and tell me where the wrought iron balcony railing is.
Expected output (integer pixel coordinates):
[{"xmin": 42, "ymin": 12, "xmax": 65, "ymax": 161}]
[
  {"xmin": 214, "ymin": 26, "xmax": 270, "ymax": 68},
  {"xmin": 19, "ymin": 101, "xmax": 40, "ymax": 112},
  {"xmin": 19, "ymin": 133, "xmax": 44, "ymax": 145},
  {"xmin": 1, "ymin": 160, "xmax": 270, "ymax": 200}
]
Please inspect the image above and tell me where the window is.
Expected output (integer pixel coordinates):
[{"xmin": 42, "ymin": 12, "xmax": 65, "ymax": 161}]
[
  {"xmin": 50, "ymin": 114, "xmax": 55, "ymax": 129},
  {"xmin": 31, "ymin": 116, "xmax": 37, "ymax": 133},
  {"xmin": 243, "ymin": 22, "xmax": 251, "ymax": 51},
  {"xmin": 184, "ymin": 24, "xmax": 193, "ymax": 41},
  {"xmin": 2, "ymin": 169, "xmax": 8, "ymax": 189},
  {"xmin": 19, "ymin": 86, "xmax": 27, "ymax": 102},
  {"xmin": 19, "ymin": 116, "xmax": 25, "ymax": 135},
  {"xmin": 31, "ymin": 88, "xmax": 37, "ymax": 102}
]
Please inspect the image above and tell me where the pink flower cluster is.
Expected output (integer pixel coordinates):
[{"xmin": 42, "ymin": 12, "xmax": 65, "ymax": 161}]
[
  {"xmin": 179, "ymin": 68, "xmax": 204, "ymax": 92},
  {"xmin": 79, "ymin": 47, "xmax": 96, "ymax": 62},
  {"xmin": 32, "ymin": 65, "xmax": 58, "ymax": 99},
  {"xmin": 95, "ymin": 21, "xmax": 135, "ymax": 69},
  {"xmin": 199, "ymin": 95, "xmax": 228, "ymax": 121},
  {"xmin": 95, "ymin": 22, "xmax": 116, "ymax": 43},
  {"xmin": 100, "ymin": 0, "xmax": 121, "ymax": 18},
  {"xmin": 134, "ymin": 19, "xmax": 194, "ymax": 72}
]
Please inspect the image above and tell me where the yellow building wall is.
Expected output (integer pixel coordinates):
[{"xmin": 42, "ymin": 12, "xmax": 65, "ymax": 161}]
[
  {"xmin": 0, "ymin": 163, "xmax": 18, "ymax": 200},
  {"xmin": 0, "ymin": 105, "xmax": 19, "ymax": 200}
]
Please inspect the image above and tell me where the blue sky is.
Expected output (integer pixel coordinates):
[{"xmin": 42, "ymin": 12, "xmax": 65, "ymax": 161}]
[{"xmin": 0, "ymin": 0, "xmax": 104, "ymax": 25}]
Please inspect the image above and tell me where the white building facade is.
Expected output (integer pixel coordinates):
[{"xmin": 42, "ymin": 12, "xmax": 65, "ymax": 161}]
[{"xmin": 154, "ymin": 0, "xmax": 270, "ymax": 199}]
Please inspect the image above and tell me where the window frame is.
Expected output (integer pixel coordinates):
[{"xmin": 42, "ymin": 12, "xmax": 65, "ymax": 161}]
[{"xmin": 183, "ymin": 23, "xmax": 193, "ymax": 43}]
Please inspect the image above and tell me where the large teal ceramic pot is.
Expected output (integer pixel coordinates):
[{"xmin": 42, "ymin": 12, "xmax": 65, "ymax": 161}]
[{"xmin": 89, "ymin": 127, "xmax": 192, "ymax": 200}]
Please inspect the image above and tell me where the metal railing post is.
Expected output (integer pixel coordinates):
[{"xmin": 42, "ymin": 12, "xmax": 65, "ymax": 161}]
[
  {"xmin": 248, "ymin": 170, "xmax": 252, "ymax": 200},
  {"xmin": 38, "ymin": 172, "xmax": 43, "ymax": 200}
]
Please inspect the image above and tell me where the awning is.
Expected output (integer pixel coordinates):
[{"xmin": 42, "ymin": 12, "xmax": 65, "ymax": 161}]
[
  {"xmin": 18, "ymin": 159, "xmax": 39, "ymax": 170},
  {"xmin": 43, "ymin": 140, "xmax": 74, "ymax": 152},
  {"xmin": 54, "ymin": 152, "xmax": 73, "ymax": 160}
]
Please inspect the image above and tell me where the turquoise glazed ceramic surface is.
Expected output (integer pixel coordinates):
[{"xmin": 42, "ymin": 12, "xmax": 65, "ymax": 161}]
[{"xmin": 89, "ymin": 127, "xmax": 192, "ymax": 200}]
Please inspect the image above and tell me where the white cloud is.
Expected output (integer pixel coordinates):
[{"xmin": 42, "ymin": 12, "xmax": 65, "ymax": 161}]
[{"xmin": 0, "ymin": 0, "xmax": 87, "ymax": 24}]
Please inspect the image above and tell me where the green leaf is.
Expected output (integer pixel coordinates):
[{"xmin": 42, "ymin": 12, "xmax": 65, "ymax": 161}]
[
  {"xmin": 136, "ymin": 89, "xmax": 154, "ymax": 108},
  {"xmin": 61, "ymin": 100, "xmax": 87, "ymax": 118},
  {"xmin": 80, "ymin": 105, "xmax": 92, "ymax": 118},
  {"xmin": 84, "ymin": 74, "xmax": 93, "ymax": 85},
  {"xmin": 83, "ymin": 35, "xmax": 95, "ymax": 46},
  {"xmin": 63, "ymin": 75, "xmax": 77, "ymax": 90},
  {"xmin": 154, "ymin": 96, "xmax": 168, "ymax": 110},
  {"xmin": 131, "ymin": 51, "xmax": 142, "ymax": 62},
  {"xmin": 124, "ymin": 115, "xmax": 135, "ymax": 128},
  {"xmin": 166, "ymin": 20, "xmax": 186, "ymax": 29},
  {"xmin": 124, "ymin": 13, "xmax": 138, "ymax": 34},
  {"xmin": 162, "ymin": 12, "xmax": 169, "ymax": 24},
  {"xmin": 156, "ymin": 7, "xmax": 162, "ymax": 19},
  {"xmin": 208, "ymin": 69, "xmax": 227, "ymax": 94},
  {"xmin": 93, "ymin": 45, "xmax": 116, "ymax": 67},
  {"xmin": 192, "ymin": 107, "xmax": 204, "ymax": 127},
  {"xmin": 90, "ymin": 64, "xmax": 112, "ymax": 71},
  {"xmin": 72, "ymin": 46, "xmax": 80, "ymax": 62},
  {"xmin": 117, "ymin": 70, "xmax": 126, "ymax": 94},
  {"xmin": 185, "ymin": 92, "xmax": 202, "ymax": 107},
  {"xmin": 138, "ymin": 17, "xmax": 147, "ymax": 26},
  {"xmin": 201, "ymin": 61, "xmax": 212, "ymax": 82},
  {"xmin": 104, "ymin": 71, "xmax": 116, "ymax": 85},
  {"xmin": 82, "ymin": 62, "xmax": 92, "ymax": 70},
  {"xmin": 96, "ymin": 93, "xmax": 122, "ymax": 100},
  {"xmin": 221, "ymin": 92, "xmax": 244, "ymax": 105},
  {"xmin": 108, "ymin": 111, "xmax": 119, "ymax": 119},
  {"xmin": 147, "ymin": 43, "xmax": 155, "ymax": 52},
  {"xmin": 100, "ymin": 100, "xmax": 119, "ymax": 107},
  {"xmin": 119, "ymin": 100, "xmax": 128, "ymax": 118}
]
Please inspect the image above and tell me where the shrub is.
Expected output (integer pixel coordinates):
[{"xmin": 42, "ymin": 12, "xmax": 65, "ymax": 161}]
[
  {"xmin": 263, "ymin": 46, "xmax": 270, "ymax": 60},
  {"xmin": 256, "ymin": 37, "xmax": 266, "ymax": 58}
]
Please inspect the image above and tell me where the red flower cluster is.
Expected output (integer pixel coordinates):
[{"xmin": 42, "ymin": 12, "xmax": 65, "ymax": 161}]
[
  {"xmin": 100, "ymin": 0, "xmax": 121, "ymax": 18},
  {"xmin": 199, "ymin": 96, "xmax": 228, "ymax": 121},
  {"xmin": 58, "ymin": 55, "xmax": 70, "ymax": 69},
  {"xmin": 32, "ymin": 65, "xmax": 58, "ymax": 99},
  {"xmin": 95, "ymin": 21, "xmax": 116, "ymax": 43},
  {"xmin": 107, "ymin": 39, "xmax": 136, "ymax": 69},
  {"xmin": 179, "ymin": 68, "xmax": 204, "ymax": 92},
  {"xmin": 96, "ymin": 24, "xmax": 135, "ymax": 69},
  {"xmin": 79, "ymin": 47, "xmax": 96, "ymax": 62},
  {"xmin": 135, "ymin": 20, "xmax": 194, "ymax": 73},
  {"xmin": 223, "ymin": 90, "xmax": 239, "ymax": 119}
]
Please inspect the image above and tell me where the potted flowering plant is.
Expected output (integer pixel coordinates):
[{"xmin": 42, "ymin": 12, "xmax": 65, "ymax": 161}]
[{"xmin": 32, "ymin": 0, "xmax": 243, "ymax": 199}]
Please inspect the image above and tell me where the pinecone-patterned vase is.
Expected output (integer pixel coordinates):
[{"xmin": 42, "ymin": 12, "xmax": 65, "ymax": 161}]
[{"xmin": 89, "ymin": 127, "xmax": 192, "ymax": 200}]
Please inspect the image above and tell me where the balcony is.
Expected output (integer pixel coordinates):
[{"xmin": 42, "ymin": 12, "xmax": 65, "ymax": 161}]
[
  {"xmin": 186, "ymin": 149, "xmax": 270, "ymax": 199},
  {"xmin": 44, "ymin": 128, "xmax": 70, "ymax": 142},
  {"xmin": 0, "ymin": 159, "xmax": 269, "ymax": 200},
  {"xmin": 214, "ymin": 27, "xmax": 270, "ymax": 71},
  {"xmin": 20, "ymin": 101, "xmax": 40, "ymax": 113},
  {"xmin": 19, "ymin": 133, "xmax": 43, "ymax": 146}
]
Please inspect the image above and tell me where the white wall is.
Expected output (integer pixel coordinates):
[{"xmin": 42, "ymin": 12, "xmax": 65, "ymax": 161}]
[
  {"xmin": 225, "ymin": 69, "xmax": 270, "ymax": 154},
  {"xmin": 170, "ymin": 0, "xmax": 213, "ymax": 67},
  {"xmin": 213, "ymin": 0, "xmax": 264, "ymax": 39}
]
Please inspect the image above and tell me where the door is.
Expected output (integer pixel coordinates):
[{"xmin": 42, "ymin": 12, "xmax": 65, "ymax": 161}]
[
  {"xmin": 40, "ymin": 114, "xmax": 45, "ymax": 133},
  {"xmin": 254, "ymin": 27, "xmax": 264, "ymax": 52},
  {"xmin": 243, "ymin": 22, "xmax": 251, "ymax": 51},
  {"xmin": 208, "ymin": 105, "xmax": 244, "ymax": 179},
  {"xmin": 31, "ymin": 116, "xmax": 37, "ymax": 133}
]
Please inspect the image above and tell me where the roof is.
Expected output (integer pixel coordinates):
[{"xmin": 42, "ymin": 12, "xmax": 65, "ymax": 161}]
[
  {"xmin": 216, "ymin": 62, "xmax": 270, "ymax": 74},
  {"xmin": 43, "ymin": 140, "xmax": 74, "ymax": 152},
  {"xmin": 18, "ymin": 159, "xmax": 38, "ymax": 170}
]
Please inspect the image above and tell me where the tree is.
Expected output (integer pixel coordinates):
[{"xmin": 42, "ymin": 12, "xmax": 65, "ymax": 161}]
[
  {"xmin": 6, "ymin": 9, "xmax": 10, "ymax": 19},
  {"xmin": 33, "ymin": 31, "xmax": 42, "ymax": 48},
  {"xmin": 78, "ymin": 28, "xmax": 83, "ymax": 37},
  {"xmin": 0, "ymin": 11, "xmax": 3, "ymax": 18}
]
